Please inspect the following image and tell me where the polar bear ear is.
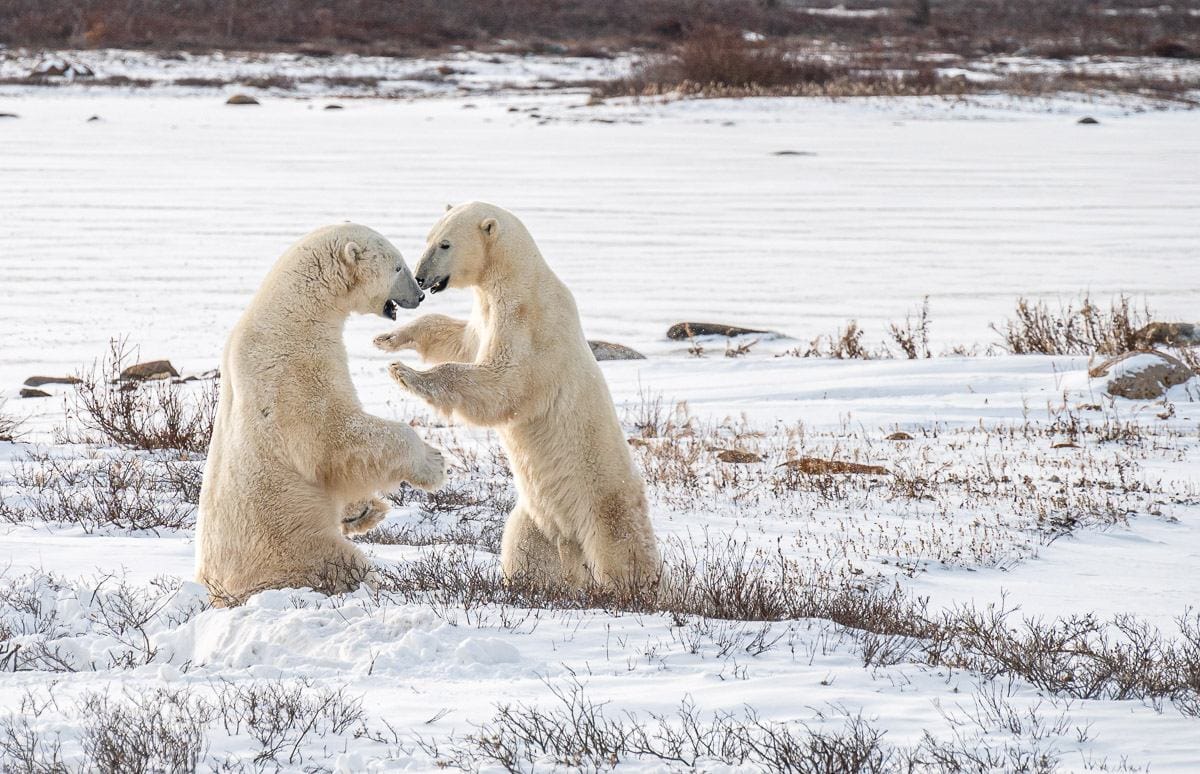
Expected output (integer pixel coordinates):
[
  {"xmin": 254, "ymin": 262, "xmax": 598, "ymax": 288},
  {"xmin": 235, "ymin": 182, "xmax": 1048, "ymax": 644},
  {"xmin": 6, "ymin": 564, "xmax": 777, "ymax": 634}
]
[
  {"xmin": 340, "ymin": 241, "xmax": 364, "ymax": 267},
  {"xmin": 480, "ymin": 218, "xmax": 499, "ymax": 240}
]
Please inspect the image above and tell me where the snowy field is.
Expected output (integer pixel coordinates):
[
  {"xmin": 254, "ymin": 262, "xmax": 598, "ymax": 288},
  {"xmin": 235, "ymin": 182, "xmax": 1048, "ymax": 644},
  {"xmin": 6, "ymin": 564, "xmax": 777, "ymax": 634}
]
[{"xmin": 1, "ymin": 58, "xmax": 1200, "ymax": 770}]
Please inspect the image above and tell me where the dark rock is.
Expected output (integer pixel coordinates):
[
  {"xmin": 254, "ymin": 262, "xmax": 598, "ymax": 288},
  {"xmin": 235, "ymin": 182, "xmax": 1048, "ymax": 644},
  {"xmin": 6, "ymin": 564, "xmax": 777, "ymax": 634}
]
[
  {"xmin": 1089, "ymin": 350, "xmax": 1195, "ymax": 400},
  {"xmin": 226, "ymin": 94, "xmax": 260, "ymax": 105},
  {"xmin": 779, "ymin": 457, "xmax": 890, "ymax": 475},
  {"xmin": 23, "ymin": 375, "xmax": 80, "ymax": 387},
  {"xmin": 589, "ymin": 340, "xmax": 646, "ymax": 361},
  {"xmin": 772, "ymin": 150, "xmax": 816, "ymax": 156},
  {"xmin": 120, "ymin": 360, "xmax": 179, "ymax": 381},
  {"xmin": 1077, "ymin": 116, "xmax": 1100, "ymax": 125},
  {"xmin": 0, "ymin": 113, "xmax": 17, "ymax": 119},
  {"xmin": 885, "ymin": 431, "xmax": 913, "ymax": 441},
  {"xmin": 20, "ymin": 388, "xmax": 50, "ymax": 398},
  {"xmin": 1133, "ymin": 322, "xmax": 1200, "ymax": 349},
  {"xmin": 717, "ymin": 449, "xmax": 762, "ymax": 464},
  {"xmin": 87, "ymin": 115, "xmax": 101, "ymax": 122},
  {"xmin": 324, "ymin": 103, "xmax": 344, "ymax": 110},
  {"xmin": 667, "ymin": 322, "xmax": 769, "ymax": 340}
]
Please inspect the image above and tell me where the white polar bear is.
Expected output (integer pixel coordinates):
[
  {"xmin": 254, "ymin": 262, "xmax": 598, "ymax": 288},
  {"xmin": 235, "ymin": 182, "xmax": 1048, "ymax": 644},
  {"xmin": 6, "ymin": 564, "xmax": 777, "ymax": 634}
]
[
  {"xmin": 374, "ymin": 202, "xmax": 661, "ymax": 591},
  {"xmin": 197, "ymin": 223, "xmax": 446, "ymax": 604}
]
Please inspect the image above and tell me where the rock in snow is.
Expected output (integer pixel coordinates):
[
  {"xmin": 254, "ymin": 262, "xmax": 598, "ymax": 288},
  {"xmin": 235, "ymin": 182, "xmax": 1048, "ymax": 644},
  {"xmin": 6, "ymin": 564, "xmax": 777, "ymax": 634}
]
[
  {"xmin": 588, "ymin": 340, "xmax": 646, "ymax": 361},
  {"xmin": 23, "ymin": 375, "xmax": 80, "ymax": 387},
  {"xmin": 667, "ymin": 322, "xmax": 770, "ymax": 340},
  {"xmin": 120, "ymin": 360, "xmax": 179, "ymax": 381},
  {"xmin": 225, "ymin": 94, "xmax": 260, "ymax": 105},
  {"xmin": 1089, "ymin": 350, "xmax": 1196, "ymax": 400},
  {"xmin": 1133, "ymin": 322, "xmax": 1200, "ymax": 349}
]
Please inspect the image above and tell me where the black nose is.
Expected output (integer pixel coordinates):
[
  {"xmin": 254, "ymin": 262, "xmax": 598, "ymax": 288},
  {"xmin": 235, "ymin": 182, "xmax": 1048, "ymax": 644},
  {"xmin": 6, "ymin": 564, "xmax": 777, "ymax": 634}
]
[
  {"xmin": 418, "ymin": 291, "xmax": 425, "ymax": 302},
  {"xmin": 415, "ymin": 274, "xmax": 425, "ymax": 286}
]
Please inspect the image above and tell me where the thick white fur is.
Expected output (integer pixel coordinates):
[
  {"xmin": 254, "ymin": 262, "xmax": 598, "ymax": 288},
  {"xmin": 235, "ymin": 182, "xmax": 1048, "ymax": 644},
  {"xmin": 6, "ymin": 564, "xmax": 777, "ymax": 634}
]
[
  {"xmin": 197, "ymin": 224, "xmax": 446, "ymax": 604},
  {"xmin": 375, "ymin": 202, "xmax": 661, "ymax": 590}
]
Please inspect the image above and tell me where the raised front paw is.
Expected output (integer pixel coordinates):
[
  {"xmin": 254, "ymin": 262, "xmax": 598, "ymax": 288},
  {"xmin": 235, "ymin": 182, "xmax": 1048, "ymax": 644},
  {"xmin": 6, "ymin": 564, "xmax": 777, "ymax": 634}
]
[
  {"xmin": 342, "ymin": 496, "xmax": 389, "ymax": 536},
  {"xmin": 388, "ymin": 361, "xmax": 418, "ymax": 390},
  {"xmin": 410, "ymin": 446, "xmax": 448, "ymax": 493},
  {"xmin": 374, "ymin": 329, "xmax": 411, "ymax": 353}
]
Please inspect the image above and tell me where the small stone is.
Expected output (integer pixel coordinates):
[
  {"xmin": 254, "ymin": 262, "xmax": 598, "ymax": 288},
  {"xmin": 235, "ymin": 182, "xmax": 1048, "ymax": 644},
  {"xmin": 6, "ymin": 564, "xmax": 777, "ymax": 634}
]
[
  {"xmin": 19, "ymin": 388, "xmax": 50, "ymax": 398},
  {"xmin": 1089, "ymin": 350, "xmax": 1195, "ymax": 400},
  {"xmin": 1077, "ymin": 116, "xmax": 1099, "ymax": 125},
  {"xmin": 324, "ymin": 103, "xmax": 344, "ymax": 110},
  {"xmin": 87, "ymin": 115, "xmax": 101, "ymax": 122},
  {"xmin": 226, "ymin": 94, "xmax": 260, "ymax": 105},
  {"xmin": 773, "ymin": 150, "xmax": 816, "ymax": 156},
  {"xmin": 885, "ymin": 431, "xmax": 913, "ymax": 441},
  {"xmin": 0, "ymin": 113, "xmax": 18, "ymax": 119},
  {"xmin": 1052, "ymin": 441, "xmax": 1081, "ymax": 449},
  {"xmin": 667, "ymin": 322, "xmax": 769, "ymax": 340},
  {"xmin": 779, "ymin": 457, "xmax": 890, "ymax": 475},
  {"xmin": 120, "ymin": 360, "xmax": 179, "ymax": 381},
  {"xmin": 717, "ymin": 449, "xmax": 762, "ymax": 464},
  {"xmin": 589, "ymin": 340, "xmax": 646, "ymax": 361},
  {"xmin": 23, "ymin": 375, "xmax": 80, "ymax": 388}
]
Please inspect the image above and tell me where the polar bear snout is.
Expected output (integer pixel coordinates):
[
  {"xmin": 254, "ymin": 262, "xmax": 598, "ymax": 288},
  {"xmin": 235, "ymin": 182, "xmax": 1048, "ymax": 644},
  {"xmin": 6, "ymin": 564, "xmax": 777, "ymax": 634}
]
[{"xmin": 382, "ymin": 267, "xmax": 425, "ymax": 318}]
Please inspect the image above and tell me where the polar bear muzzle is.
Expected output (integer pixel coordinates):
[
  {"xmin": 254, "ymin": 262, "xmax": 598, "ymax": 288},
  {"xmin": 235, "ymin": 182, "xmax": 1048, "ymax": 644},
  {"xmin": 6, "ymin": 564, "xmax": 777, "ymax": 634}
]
[{"xmin": 382, "ymin": 267, "xmax": 424, "ymax": 318}]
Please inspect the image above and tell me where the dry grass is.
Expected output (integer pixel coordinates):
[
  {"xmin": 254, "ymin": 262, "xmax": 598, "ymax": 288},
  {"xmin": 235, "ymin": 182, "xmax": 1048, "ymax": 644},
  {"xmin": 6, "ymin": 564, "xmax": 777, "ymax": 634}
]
[{"xmin": 993, "ymin": 294, "xmax": 1153, "ymax": 356}]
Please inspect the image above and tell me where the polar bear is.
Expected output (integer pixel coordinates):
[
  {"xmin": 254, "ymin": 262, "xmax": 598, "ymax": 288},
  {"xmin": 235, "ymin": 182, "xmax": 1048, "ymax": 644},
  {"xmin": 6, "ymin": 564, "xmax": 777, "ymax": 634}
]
[
  {"xmin": 197, "ymin": 223, "xmax": 446, "ymax": 605},
  {"xmin": 374, "ymin": 202, "xmax": 660, "ymax": 591}
]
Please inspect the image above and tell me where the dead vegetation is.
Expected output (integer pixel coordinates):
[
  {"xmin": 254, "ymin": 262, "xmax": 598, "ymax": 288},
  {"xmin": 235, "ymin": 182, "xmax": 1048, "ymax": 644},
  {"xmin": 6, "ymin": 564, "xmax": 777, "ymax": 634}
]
[
  {"xmin": 993, "ymin": 294, "xmax": 1153, "ymax": 356},
  {"xmin": 0, "ymin": 400, "xmax": 23, "ymax": 442},
  {"xmin": 3, "ymin": 0, "xmax": 1195, "ymax": 63},
  {"xmin": 0, "ymin": 679, "xmax": 366, "ymax": 772},
  {"xmin": 0, "ymin": 450, "xmax": 195, "ymax": 533},
  {"xmin": 62, "ymin": 339, "xmax": 217, "ymax": 454}
]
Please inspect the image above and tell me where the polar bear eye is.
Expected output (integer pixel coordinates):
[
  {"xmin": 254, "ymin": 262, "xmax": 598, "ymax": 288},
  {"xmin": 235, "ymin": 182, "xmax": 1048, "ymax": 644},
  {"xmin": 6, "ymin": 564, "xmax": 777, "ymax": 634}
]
[{"xmin": 439, "ymin": 240, "xmax": 450, "ymax": 250}]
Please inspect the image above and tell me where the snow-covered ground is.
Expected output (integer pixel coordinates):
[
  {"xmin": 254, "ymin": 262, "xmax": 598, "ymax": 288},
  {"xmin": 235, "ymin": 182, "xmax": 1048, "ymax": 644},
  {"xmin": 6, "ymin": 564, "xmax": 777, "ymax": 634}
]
[{"xmin": 1, "ymin": 80, "xmax": 1199, "ymax": 770}]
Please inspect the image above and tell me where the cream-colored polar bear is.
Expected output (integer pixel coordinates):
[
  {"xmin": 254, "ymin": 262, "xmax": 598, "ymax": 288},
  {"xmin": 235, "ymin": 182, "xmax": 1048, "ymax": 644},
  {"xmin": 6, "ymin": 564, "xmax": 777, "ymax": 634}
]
[
  {"xmin": 197, "ymin": 224, "xmax": 446, "ymax": 604},
  {"xmin": 374, "ymin": 202, "xmax": 660, "ymax": 590}
]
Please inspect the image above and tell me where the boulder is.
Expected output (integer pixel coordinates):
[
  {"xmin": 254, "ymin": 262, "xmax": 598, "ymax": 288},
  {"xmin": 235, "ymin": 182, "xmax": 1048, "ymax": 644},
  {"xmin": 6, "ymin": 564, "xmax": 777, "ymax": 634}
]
[
  {"xmin": 1089, "ymin": 350, "xmax": 1195, "ymax": 400},
  {"xmin": 120, "ymin": 360, "xmax": 179, "ymax": 381},
  {"xmin": 19, "ymin": 388, "xmax": 50, "ymax": 398},
  {"xmin": 717, "ymin": 449, "xmax": 762, "ymax": 464},
  {"xmin": 667, "ymin": 322, "xmax": 769, "ymax": 340},
  {"xmin": 1133, "ymin": 322, "xmax": 1200, "ymax": 349},
  {"xmin": 1077, "ymin": 116, "xmax": 1099, "ymax": 125},
  {"xmin": 23, "ymin": 375, "xmax": 80, "ymax": 387},
  {"xmin": 589, "ymin": 340, "xmax": 646, "ymax": 361},
  {"xmin": 324, "ymin": 103, "xmax": 344, "ymax": 110},
  {"xmin": 226, "ymin": 94, "xmax": 260, "ymax": 105},
  {"xmin": 779, "ymin": 457, "xmax": 889, "ymax": 475}
]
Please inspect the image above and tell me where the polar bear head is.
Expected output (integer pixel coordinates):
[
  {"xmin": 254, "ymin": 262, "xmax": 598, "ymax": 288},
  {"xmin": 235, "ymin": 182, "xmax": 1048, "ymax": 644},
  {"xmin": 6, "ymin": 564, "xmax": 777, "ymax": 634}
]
[
  {"xmin": 312, "ymin": 224, "xmax": 424, "ymax": 319},
  {"xmin": 412, "ymin": 201, "xmax": 516, "ymax": 294}
]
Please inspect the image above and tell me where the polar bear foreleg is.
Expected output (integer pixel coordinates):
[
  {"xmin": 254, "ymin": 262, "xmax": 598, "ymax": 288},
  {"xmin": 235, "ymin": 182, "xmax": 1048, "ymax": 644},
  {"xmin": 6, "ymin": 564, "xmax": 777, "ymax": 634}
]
[
  {"xmin": 374, "ymin": 314, "xmax": 477, "ymax": 365},
  {"xmin": 388, "ymin": 361, "xmax": 521, "ymax": 428}
]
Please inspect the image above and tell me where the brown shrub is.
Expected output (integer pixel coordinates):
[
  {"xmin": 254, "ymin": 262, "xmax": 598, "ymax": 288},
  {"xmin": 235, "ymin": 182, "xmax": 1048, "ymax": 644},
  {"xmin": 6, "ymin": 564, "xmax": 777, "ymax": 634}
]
[{"xmin": 63, "ymin": 339, "xmax": 218, "ymax": 453}]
